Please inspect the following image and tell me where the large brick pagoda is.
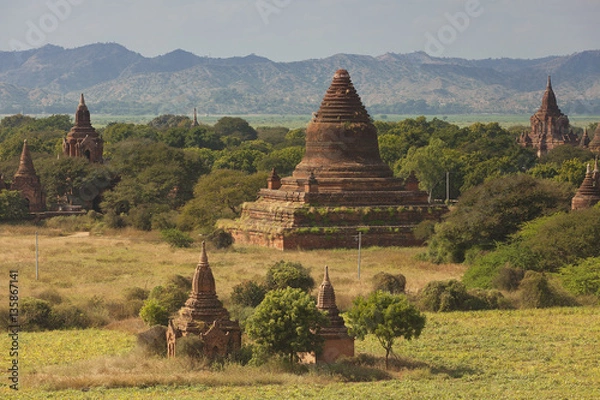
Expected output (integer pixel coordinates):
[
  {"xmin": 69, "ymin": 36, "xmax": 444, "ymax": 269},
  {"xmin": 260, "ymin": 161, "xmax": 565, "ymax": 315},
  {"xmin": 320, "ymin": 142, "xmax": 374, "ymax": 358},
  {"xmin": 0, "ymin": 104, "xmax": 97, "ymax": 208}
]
[
  {"xmin": 518, "ymin": 76, "xmax": 579, "ymax": 157},
  {"xmin": 229, "ymin": 69, "xmax": 447, "ymax": 250},
  {"xmin": 62, "ymin": 94, "xmax": 103, "ymax": 163}
]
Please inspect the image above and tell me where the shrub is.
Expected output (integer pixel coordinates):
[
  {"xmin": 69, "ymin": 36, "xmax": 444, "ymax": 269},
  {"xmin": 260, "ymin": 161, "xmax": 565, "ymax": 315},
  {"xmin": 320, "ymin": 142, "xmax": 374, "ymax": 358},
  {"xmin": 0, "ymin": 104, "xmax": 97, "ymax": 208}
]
[
  {"xmin": 417, "ymin": 280, "xmax": 508, "ymax": 311},
  {"xmin": 137, "ymin": 325, "xmax": 167, "ymax": 356},
  {"xmin": 231, "ymin": 280, "xmax": 267, "ymax": 307},
  {"xmin": 493, "ymin": 266, "xmax": 525, "ymax": 292},
  {"xmin": 50, "ymin": 304, "xmax": 92, "ymax": 329},
  {"xmin": 36, "ymin": 288, "xmax": 63, "ymax": 305},
  {"xmin": 413, "ymin": 220, "xmax": 437, "ymax": 242},
  {"xmin": 140, "ymin": 298, "xmax": 170, "ymax": 326},
  {"xmin": 208, "ymin": 228, "xmax": 234, "ymax": 249},
  {"xmin": 123, "ymin": 286, "xmax": 150, "ymax": 301},
  {"xmin": 161, "ymin": 228, "xmax": 194, "ymax": 248},
  {"xmin": 105, "ymin": 299, "xmax": 144, "ymax": 320},
  {"xmin": 167, "ymin": 274, "xmax": 192, "ymax": 291},
  {"xmin": 519, "ymin": 271, "xmax": 576, "ymax": 309},
  {"xmin": 104, "ymin": 209, "xmax": 127, "ymax": 228},
  {"xmin": 148, "ymin": 284, "xmax": 189, "ymax": 313},
  {"xmin": 561, "ymin": 257, "xmax": 600, "ymax": 297},
  {"xmin": 176, "ymin": 335, "xmax": 205, "ymax": 358},
  {"xmin": 372, "ymin": 272, "xmax": 406, "ymax": 294},
  {"xmin": 21, "ymin": 298, "xmax": 53, "ymax": 331},
  {"xmin": 265, "ymin": 261, "xmax": 315, "ymax": 292}
]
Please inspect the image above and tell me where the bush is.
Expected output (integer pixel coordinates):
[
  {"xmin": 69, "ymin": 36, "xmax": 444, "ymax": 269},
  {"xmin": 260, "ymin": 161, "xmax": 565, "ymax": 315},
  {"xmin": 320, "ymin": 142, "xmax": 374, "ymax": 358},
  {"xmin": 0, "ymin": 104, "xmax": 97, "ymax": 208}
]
[
  {"xmin": 413, "ymin": 220, "xmax": 437, "ymax": 242},
  {"xmin": 123, "ymin": 286, "xmax": 150, "ymax": 301},
  {"xmin": 166, "ymin": 274, "xmax": 192, "ymax": 291},
  {"xmin": 106, "ymin": 299, "xmax": 144, "ymax": 320},
  {"xmin": 148, "ymin": 284, "xmax": 189, "ymax": 313},
  {"xmin": 176, "ymin": 335, "xmax": 205, "ymax": 358},
  {"xmin": 372, "ymin": 272, "xmax": 406, "ymax": 294},
  {"xmin": 208, "ymin": 228, "xmax": 234, "ymax": 249},
  {"xmin": 140, "ymin": 298, "xmax": 170, "ymax": 326},
  {"xmin": 137, "ymin": 325, "xmax": 167, "ymax": 356},
  {"xmin": 161, "ymin": 228, "xmax": 194, "ymax": 248},
  {"xmin": 21, "ymin": 298, "xmax": 53, "ymax": 331},
  {"xmin": 561, "ymin": 257, "xmax": 600, "ymax": 297},
  {"xmin": 36, "ymin": 288, "xmax": 63, "ymax": 305},
  {"xmin": 519, "ymin": 271, "xmax": 576, "ymax": 309},
  {"xmin": 416, "ymin": 280, "xmax": 508, "ymax": 311},
  {"xmin": 231, "ymin": 280, "xmax": 267, "ymax": 307},
  {"xmin": 265, "ymin": 261, "xmax": 315, "ymax": 292},
  {"xmin": 50, "ymin": 304, "xmax": 92, "ymax": 329},
  {"xmin": 493, "ymin": 266, "xmax": 525, "ymax": 292}
]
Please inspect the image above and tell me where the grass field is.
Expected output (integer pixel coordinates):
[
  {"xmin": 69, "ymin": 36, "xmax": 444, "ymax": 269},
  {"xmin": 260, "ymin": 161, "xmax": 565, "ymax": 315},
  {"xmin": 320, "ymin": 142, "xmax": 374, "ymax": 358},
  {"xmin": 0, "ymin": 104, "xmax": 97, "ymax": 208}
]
[{"xmin": 1, "ymin": 225, "xmax": 599, "ymax": 399}]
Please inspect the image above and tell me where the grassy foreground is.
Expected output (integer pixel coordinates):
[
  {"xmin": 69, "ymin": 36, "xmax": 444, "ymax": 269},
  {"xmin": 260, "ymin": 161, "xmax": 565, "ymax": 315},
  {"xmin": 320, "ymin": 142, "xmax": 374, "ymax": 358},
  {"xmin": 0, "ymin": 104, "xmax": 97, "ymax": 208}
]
[
  {"xmin": 0, "ymin": 308, "xmax": 598, "ymax": 399},
  {"xmin": 1, "ymin": 226, "xmax": 599, "ymax": 398}
]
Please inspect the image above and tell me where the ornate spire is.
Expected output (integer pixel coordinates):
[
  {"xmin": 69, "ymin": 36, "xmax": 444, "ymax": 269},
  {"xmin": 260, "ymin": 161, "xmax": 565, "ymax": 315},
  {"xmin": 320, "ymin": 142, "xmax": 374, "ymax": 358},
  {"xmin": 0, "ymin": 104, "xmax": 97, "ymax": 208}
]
[
  {"xmin": 317, "ymin": 266, "xmax": 336, "ymax": 310},
  {"xmin": 589, "ymin": 123, "xmax": 600, "ymax": 153},
  {"xmin": 14, "ymin": 140, "xmax": 37, "ymax": 177},
  {"xmin": 539, "ymin": 75, "xmax": 561, "ymax": 114},
  {"xmin": 74, "ymin": 93, "xmax": 91, "ymax": 127},
  {"xmin": 312, "ymin": 69, "xmax": 371, "ymax": 124},
  {"xmin": 572, "ymin": 163, "xmax": 600, "ymax": 209}
]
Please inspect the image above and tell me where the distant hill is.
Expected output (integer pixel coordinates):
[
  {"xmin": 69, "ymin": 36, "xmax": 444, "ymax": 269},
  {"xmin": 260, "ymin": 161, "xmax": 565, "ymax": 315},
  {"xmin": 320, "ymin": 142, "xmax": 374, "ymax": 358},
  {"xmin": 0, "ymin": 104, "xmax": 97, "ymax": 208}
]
[{"xmin": 1, "ymin": 43, "xmax": 599, "ymax": 116}]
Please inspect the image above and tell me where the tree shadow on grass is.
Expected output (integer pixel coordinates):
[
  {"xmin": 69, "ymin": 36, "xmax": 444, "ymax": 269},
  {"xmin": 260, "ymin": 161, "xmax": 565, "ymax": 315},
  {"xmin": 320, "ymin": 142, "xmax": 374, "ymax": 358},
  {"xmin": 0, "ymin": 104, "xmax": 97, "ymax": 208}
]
[{"xmin": 313, "ymin": 353, "xmax": 477, "ymax": 382}]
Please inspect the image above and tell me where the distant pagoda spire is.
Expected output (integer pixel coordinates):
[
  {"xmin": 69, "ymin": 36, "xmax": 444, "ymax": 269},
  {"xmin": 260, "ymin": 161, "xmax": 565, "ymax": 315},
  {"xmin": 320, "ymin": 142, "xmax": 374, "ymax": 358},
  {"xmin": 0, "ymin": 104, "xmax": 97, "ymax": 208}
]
[
  {"xmin": 540, "ymin": 75, "xmax": 561, "ymax": 114},
  {"xmin": 588, "ymin": 123, "xmax": 600, "ymax": 153},
  {"xmin": 191, "ymin": 107, "xmax": 200, "ymax": 127},
  {"xmin": 316, "ymin": 266, "xmax": 348, "ymax": 335},
  {"xmin": 14, "ymin": 139, "xmax": 37, "ymax": 178},
  {"xmin": 63, "ymin": 94, "xmax": 103, "ymax": 163},
  {"xmin": 572, "ymin": 163, "xmax": 600, "ymax": 209}
]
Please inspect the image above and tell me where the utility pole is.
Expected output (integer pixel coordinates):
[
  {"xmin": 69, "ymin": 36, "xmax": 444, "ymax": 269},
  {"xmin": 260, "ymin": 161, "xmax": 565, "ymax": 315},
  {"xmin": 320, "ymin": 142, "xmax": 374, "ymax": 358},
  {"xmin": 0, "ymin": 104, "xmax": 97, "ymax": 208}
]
[
  {"xmin": 35, "ymin": 231, "xmax": 39, "ymax": 280},
  {"xmin": 356, "ymin": 231, "xmax": 362, "ymax": 280}
]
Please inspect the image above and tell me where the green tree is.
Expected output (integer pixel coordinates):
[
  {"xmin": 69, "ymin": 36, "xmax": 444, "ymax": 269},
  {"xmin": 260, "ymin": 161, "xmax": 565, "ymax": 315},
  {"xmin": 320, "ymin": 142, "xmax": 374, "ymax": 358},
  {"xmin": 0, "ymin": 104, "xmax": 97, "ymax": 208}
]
[
  {"xmin": 178, "ymin": 169, "xmax": 268, "ymax": 231},
  {"xmin": 0, "ymin": 190, "xmax": 29, "ymax": 221},
  {"xmin": 214, "ymin": 117, "xmax": 257, "ymax": 141},
  {"xmin": 246, "ymin": 287, "xmax": 328, "ymax": 364},
  {"xmin": 265, "ymin": 261, "xmax": 315, "ymax": 293},
  {"xmin": 346, "ymin": 291, "xmax": 425, "ymax": 369}
]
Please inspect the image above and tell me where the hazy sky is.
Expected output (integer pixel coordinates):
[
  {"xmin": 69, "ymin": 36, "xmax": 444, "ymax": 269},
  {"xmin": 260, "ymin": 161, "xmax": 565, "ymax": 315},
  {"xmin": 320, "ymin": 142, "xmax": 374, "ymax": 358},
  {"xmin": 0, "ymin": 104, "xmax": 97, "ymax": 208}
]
[{"xmin": 1, "ymin": 0, "xmax": 598, "ymax": 61}]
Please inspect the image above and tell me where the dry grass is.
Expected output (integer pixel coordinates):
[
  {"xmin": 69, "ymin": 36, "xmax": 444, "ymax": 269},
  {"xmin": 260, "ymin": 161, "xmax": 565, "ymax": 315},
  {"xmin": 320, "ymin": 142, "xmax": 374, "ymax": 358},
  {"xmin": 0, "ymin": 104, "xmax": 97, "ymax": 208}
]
[{"xmin": 0, "ymin": 225, "xmax": 465, "ymax": 312}]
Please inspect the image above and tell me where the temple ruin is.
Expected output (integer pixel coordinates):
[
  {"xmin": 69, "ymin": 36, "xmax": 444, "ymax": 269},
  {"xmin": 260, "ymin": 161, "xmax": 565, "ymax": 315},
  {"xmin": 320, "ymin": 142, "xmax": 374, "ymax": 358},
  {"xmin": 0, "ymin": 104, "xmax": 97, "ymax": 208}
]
[
  {"xmin": 62, "ymin": 94, "xmax": 104, "ymax": 163},
  {"xmin": 587, "ymin": 123, "xmax": 600, "ymax": 154},
  {"xmin": 308, "ymin": 266, "xmax": 354, "ymax": 363},
  {"xmin": 10, "ymin": 140, "xmax": 45, "ymax": 212},
  {"xmin": 167, "ymin": 242, "xmax": 241, "ymax": 359},
  {"xmin": 572, "ymin": 160, "xmax": 600, "ymax": 210},
  {"xmin": 229, "ymin": 69, "xmax": 447, "ymax": 250},
  {"xmin": 518, "ymin": 76, "xmax": 579, "ymax": 156}
]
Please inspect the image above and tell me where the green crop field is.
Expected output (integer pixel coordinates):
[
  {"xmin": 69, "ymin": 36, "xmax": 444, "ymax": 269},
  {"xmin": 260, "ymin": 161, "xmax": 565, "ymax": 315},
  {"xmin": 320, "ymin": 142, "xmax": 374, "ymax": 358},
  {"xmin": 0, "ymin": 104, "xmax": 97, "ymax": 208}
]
[{"xmin": 1, "ymin": 226, "xmax": 599, "ymax": 399}]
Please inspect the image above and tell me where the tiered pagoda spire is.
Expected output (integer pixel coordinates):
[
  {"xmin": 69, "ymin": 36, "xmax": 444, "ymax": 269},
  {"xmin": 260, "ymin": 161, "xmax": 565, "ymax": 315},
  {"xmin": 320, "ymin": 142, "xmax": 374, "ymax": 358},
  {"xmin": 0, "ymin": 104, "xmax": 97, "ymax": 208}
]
[
  {"xmin": 191, "ymin": 108, "xmax": 200, "ymax": 127},
  {"xmin": 588, "ymin": 123, "xmax": 600, "ymax": 153},
  {"xmin": 63, "ymin": 94, "xmax": 103, "ymax": 163},
  {"xmin": 572, "ymin": 162, "xmax": 600, "ymax": 209},
  {"xmin": 10, "ymin": 140, "xmax": 45, "ymax": 212}
]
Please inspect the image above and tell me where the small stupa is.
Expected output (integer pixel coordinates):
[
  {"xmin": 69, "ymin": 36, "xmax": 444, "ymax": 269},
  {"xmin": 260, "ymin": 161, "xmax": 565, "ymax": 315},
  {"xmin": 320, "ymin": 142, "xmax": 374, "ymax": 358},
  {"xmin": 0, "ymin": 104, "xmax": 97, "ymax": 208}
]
[
  {"xmin": 62, "ymin": 94, "xmax": 103, "ymax": 163},
  {"xmin": 167, "ymin": 242, "xmax": 241, "ymax": 358},
  {"xmin": 571, "ymin": 161, "xmax": 600, "ymax": 210},
  {"xmin": 587, "ymin": 123, "xmax": 600, "ymax": 154},
  {"xmin": 229, "ymin": 69, "xmax": 447, "ymax": 249},
  {"xmin": 314, "ymin": 266, "xmax": 354, "ymax": 363},
  {"xmin": 10, "ymin": 140, "xmax": 45, "ymax": 212}
]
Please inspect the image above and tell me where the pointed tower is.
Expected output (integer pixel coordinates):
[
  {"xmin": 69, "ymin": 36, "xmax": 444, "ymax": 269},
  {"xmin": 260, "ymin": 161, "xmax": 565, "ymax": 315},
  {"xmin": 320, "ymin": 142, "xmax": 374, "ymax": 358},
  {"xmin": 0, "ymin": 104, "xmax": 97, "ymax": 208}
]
[
  {"xmin": 580, "ymin": 128, "xmax": 590, "ymax": 148},
  {"xmin": 63, "ymin": 94, "xmax": 103, "ymax": 163},
  {"xmin": 518, "ymin": 76, "xmax": 577, "ymax": 156},
  {"xmin": 572, "ymin": 163, "xmax": 600, "ymax": 210},
  {"xmin": 11, "ymin": 140, "xmax": 45, "ymax": 212},
  {"xmin": 191, "ymin": 108, "xmax": 200, "ymax": 127},
  {"xmin": 588, "ymin": 123, "xmax": 600, "ymax": 154},
  {"xmin": 230, "ymin": 69, "xmax": 447, "ymax": 250},
  {"xmin": 167, "ymin": 242, "xmax": 241, "ymax": 358},
  {"xmin": 312, "ymin": 266, "xmax": 354, "ymax": 363}
]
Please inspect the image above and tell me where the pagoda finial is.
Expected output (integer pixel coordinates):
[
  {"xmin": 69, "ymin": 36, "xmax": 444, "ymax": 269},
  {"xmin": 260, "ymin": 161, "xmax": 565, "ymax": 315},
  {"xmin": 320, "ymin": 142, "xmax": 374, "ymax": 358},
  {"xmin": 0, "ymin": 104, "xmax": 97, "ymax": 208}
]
[
  {"xmin": 199, "ymin": 241, "xmax": 208, "ymax": 266},
  {"xmin": 79, "ymin": 93, "xmax": 85, "ymax": 106},
  {"xmin": 324, "ymin": 265, "xmax": 330, "ymax": 283},
  {"xmin": 586, "ymin": 163, "xmax": 591, "ymax": 174},
  {"xmin": 547, "ymin": 75, "xmax": 552, "ymax": 89}
]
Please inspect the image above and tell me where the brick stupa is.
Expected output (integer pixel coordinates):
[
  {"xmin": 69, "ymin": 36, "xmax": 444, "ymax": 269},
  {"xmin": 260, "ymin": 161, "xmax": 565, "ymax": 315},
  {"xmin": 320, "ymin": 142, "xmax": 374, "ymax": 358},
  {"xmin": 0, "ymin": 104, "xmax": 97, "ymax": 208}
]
[
  {"xmin": 11, "ymin": 140, "xmax": 45, "ymax": 212},
  {"xmin": 572, "ymin": 162, "xmax": 600, "ymax": 210},
  {"xmin": 62, "ymin": 94, "xmax": 103, "ymax": 163},
  {"xmin": 229, "ymin": 69, "xmax": 447, "ymax": 250},
  {"xmin": 518, "ymin": 76, "xmax": 578, "ymax": 157},
  {"xmin": 167, "ymin": 242, "xmax": 241, "ymax": 358}
]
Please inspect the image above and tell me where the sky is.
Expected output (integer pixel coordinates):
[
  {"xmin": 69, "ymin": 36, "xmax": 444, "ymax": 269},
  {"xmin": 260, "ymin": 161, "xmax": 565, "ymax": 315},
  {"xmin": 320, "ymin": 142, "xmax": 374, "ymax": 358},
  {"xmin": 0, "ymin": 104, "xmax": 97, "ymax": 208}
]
[{"xmin": 0, "ymin": 0, "xmax": 599, "ymax": 61}]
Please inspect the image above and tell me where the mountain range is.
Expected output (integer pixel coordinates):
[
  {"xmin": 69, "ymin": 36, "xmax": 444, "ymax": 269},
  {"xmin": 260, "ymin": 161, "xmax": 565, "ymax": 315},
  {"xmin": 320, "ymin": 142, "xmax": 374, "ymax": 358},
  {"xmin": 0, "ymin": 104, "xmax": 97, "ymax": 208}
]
[{"xmin": 0, "ymin": 43, "xmax": 599, "ymax": 116}]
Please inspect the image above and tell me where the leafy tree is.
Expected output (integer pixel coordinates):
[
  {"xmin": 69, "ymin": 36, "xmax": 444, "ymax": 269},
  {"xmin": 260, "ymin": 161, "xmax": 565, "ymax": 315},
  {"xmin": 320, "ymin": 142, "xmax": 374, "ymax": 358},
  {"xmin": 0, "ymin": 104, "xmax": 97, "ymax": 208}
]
[
  {"xmin": 246, "ymin": 287, "xmax": 328, "ymax": 364},
  {"xmin": 178, "ymin": 169, "xmax": 268, "ymax": 231},
  {"xmin": 213, "ymin": 117, "xmax": 257, "ymax": 141},
  {"xmin": 255, "ymin": 146, "xmax": 304, "ymax": 176},
  {"xmin": 101, "ymin": 122, "xmax": 158, "ymax": 144},
  {"xmin": 139, "ymin": 298, "xmax": 169, "ymax": 326},
  {"xmin": 540, "ymin": 145, "xmax": 594, "ymax": 166},
  {"xmin": 561, "ymin": 257, "xmax": 600, "ymax": 297},
  {"xmin": 427, "ymin": 174, "xmax": 573, "ymax": 263},
  {"xmin": 256, "ymin": 126, "xmax": 290, "ymax": 145},
  {"xmin": 265, "ymin": 261, "xmax": 315, "ymax": 293},
  {"xmin": 231, "ymin": 280, "xmax": 267, "ymax": 307},
  {"xmin": 148, "ymin": 114, "xmax": 191, "ymax": 130},
  {"xmin": 213, "ymin": 148, "xmax": 265, "ymax": 173},
  {"xmin": 346, "ymin": 291, "xmax": 425, "ymax": 369},
  {"xmin": 0, "ymin": 190, "xmax": 29, "ymax": 221}
]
